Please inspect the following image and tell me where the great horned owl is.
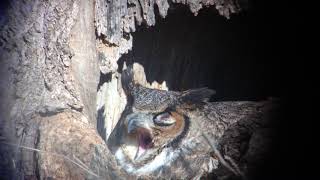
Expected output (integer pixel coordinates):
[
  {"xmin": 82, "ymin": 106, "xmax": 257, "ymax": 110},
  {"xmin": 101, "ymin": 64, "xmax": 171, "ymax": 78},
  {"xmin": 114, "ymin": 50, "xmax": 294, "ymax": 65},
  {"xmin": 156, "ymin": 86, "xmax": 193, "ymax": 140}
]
[{"xmin": 107, "ymin": 67, "xmax": 269, "ymax": 179}]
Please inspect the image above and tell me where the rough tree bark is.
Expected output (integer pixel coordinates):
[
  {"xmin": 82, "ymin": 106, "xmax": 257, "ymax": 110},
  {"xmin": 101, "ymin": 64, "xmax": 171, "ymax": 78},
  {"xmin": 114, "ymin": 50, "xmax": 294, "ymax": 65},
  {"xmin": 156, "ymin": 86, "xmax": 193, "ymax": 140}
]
[{"xmin": 0, "ymin": 0, "xmax": 280, "ymax": 179}]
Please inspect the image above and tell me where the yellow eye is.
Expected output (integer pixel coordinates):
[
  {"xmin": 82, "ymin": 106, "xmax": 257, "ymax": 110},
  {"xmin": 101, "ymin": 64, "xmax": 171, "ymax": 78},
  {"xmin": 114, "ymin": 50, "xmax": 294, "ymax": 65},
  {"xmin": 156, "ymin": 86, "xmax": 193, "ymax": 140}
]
[{"xmin": 153, "ymin": 112, "xmax": 176, "ymax": 126}]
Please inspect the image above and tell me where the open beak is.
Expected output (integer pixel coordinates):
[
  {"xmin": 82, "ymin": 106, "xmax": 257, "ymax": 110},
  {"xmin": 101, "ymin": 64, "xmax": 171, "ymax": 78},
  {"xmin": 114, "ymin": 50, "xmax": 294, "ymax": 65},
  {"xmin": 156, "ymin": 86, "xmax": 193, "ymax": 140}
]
[{"xmin": 125, "ymin": 113, "xmax": 154, "ymax": 160}]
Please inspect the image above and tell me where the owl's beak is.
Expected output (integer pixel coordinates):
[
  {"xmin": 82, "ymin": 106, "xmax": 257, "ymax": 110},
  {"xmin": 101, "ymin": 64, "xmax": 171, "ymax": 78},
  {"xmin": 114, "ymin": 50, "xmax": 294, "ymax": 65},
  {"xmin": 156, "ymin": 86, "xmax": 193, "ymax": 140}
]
[
  {"xmin": 126, "ymin": 113, "xmax": 154, "ymax": 134},
  {"xmin": 127, "ymin": 118, "xmax": 143, "ymax": 134},
  {"xmin": 125, "ymin": 113, "xmax": 154, "ymax": 160}
]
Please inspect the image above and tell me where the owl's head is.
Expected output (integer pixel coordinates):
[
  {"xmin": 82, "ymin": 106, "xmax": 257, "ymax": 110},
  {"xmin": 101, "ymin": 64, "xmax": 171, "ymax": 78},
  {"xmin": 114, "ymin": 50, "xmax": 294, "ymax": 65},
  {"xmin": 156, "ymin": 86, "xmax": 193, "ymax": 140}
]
[{"xmin": 107, "ymin": 67, "xmax": 215, "ymax": 176}]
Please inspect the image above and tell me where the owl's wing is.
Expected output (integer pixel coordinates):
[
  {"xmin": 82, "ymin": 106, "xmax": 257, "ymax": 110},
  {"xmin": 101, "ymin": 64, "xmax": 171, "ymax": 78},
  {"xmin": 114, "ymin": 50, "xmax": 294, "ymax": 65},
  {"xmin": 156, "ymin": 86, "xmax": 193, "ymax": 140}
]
[{"xmin": 197, "ymin": 100, "xmax": 278, "ymax": 179}]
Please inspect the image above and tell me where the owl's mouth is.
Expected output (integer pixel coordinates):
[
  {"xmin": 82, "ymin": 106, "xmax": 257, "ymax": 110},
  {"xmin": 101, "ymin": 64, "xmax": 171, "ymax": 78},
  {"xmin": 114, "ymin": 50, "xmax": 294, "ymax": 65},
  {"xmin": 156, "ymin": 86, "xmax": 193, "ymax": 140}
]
[{"xmin": 134, "ymin": 128, "xmax": 153, "ymax": 160}]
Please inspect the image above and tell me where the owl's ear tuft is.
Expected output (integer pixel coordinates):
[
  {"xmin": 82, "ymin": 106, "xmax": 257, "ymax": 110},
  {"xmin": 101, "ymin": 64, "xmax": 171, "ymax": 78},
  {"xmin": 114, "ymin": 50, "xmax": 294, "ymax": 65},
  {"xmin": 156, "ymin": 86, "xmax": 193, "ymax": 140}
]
[
  {"xmin": 121, "ymin": 66, "xmax": 135, "ymax": 96},
  {"xmin": 179, "ymin": 88, "xmax": 216, "ymax": 104}
]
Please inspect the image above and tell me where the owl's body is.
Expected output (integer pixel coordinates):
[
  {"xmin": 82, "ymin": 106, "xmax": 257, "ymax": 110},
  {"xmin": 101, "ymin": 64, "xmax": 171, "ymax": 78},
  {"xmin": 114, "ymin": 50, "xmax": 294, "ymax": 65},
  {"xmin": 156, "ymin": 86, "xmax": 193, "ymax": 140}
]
[{"xmin": 107, "ymin": 68, "xmax": 269, "ymax": 179}]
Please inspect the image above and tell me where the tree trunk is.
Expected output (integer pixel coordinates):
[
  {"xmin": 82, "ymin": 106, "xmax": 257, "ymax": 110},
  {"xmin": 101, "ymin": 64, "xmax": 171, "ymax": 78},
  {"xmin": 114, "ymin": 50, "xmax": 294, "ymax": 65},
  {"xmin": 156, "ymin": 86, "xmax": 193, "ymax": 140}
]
[{"xmin": 0, "ymin": 0, "xmax": 282, "ymax": 179}]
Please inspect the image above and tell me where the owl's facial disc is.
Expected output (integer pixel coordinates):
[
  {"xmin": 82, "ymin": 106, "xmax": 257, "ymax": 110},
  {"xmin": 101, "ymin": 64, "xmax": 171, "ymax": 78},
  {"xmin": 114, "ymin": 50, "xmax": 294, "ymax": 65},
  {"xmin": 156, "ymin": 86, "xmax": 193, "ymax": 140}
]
[{"xmin": 125, "ymin": 112, "xmax": 178, "ymax": 161}]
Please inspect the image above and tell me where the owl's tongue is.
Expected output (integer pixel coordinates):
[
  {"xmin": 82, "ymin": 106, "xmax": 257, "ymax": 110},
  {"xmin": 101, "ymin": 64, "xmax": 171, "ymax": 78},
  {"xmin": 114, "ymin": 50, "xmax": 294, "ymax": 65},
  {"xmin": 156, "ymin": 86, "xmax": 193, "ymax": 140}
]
[{"xmin": 135, "ymin": 131, "xmax": 152, "ymax": 159}]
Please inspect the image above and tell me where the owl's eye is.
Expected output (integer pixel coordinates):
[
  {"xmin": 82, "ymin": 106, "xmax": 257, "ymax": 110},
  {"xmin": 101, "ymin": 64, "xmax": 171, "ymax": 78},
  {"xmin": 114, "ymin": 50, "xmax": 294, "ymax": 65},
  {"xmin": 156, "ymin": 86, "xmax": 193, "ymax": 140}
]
[{"xmin": 153, "ymin": 112, "xmax": 176, "ymax": 126}]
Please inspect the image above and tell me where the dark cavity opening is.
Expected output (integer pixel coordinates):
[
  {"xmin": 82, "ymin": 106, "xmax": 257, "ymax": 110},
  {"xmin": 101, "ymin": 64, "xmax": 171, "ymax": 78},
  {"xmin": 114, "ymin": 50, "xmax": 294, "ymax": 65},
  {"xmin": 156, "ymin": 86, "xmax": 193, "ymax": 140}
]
[{"xmin": 118, "ymin": 4, "xmax": 284, "ymax": 101}]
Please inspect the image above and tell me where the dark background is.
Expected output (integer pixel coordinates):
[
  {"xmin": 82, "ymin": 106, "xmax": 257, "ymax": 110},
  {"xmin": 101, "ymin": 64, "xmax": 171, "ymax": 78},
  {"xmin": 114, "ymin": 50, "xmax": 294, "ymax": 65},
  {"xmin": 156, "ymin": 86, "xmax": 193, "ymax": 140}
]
[{"xmin": 119, "ymin": 1, "xmax": 295, "ymax": 102}]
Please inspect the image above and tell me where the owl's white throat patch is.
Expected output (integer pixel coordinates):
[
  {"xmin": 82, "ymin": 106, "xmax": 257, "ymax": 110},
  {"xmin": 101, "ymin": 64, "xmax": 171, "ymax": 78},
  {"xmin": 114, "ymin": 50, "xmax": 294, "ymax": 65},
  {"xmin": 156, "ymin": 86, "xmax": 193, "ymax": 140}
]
[{"xmin": 115, "ymin": 146, "xmax": 180, "ymax": 175}]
